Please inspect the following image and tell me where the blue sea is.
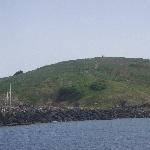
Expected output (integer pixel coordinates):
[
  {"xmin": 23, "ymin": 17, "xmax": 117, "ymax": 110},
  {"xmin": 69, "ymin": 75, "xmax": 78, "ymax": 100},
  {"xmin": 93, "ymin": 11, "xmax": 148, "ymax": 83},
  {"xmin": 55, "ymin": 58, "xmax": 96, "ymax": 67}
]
[{"xmin": 0, "ymin": 119, "xmax": 150, "ymax": 150}]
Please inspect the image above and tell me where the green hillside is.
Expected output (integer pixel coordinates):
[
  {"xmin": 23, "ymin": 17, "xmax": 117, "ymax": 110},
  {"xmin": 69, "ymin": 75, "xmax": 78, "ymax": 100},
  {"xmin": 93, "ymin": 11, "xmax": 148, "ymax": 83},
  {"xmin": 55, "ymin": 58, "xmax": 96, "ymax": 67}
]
[{"xmin": 1, "ymin": 57, "xmax": 150, "ymax": 108}]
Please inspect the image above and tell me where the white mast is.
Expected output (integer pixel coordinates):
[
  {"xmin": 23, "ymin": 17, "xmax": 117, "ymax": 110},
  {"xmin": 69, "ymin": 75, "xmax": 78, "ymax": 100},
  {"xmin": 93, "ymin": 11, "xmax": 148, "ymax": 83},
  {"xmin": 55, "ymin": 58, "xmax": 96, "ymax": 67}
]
[
  {"xmin": 9, "ymin": 83, "xmax": 12, "ymax": 107},
  {"xmin": 6, "ymin": 91, "xmax": 9, "ymax": 106}
]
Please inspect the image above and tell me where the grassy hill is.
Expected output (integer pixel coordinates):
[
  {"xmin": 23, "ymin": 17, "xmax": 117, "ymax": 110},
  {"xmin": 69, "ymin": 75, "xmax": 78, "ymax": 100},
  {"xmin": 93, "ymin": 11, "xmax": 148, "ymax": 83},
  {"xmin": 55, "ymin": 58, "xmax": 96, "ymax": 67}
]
[{"xmin": 1, "ymin": 57, "xmax": 150, "ymax": 108}]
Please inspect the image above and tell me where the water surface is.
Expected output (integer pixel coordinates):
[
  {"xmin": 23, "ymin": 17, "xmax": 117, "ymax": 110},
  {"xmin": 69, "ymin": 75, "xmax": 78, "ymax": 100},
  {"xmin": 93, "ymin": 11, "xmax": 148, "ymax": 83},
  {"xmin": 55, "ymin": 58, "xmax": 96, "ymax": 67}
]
[{"xmin": 0, "ymin": 119, "xmax": 150, "ymax": 150}]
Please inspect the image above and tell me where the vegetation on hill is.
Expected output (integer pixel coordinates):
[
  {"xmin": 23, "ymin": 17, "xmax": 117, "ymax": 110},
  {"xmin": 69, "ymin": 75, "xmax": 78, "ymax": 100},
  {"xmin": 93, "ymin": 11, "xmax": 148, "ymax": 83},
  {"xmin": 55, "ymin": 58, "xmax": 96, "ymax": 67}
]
[
  {"xmin": 1, "ymin": 57, "xmax": 150, "ymax": 108},
  {"xmin": 13, "ymin": 70, "xmax": 24, "ymax": 76}
]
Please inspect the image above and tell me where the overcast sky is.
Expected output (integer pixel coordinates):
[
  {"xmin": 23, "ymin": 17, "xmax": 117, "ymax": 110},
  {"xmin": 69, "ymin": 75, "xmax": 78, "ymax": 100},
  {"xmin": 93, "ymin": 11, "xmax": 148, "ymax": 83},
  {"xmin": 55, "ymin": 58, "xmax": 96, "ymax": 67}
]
[{"xmin": 0, "ymin": 0, "xmax": 150, "ymax": 77}]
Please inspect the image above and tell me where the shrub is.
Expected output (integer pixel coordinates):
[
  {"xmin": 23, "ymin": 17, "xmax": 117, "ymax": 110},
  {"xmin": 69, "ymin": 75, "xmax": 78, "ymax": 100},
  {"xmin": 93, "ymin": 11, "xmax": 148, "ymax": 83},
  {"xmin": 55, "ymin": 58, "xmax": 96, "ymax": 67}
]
[
  {"xmin": 56, "ymin": 86, "xmax": 83, "ymax": 102},
  {"xmin": 90, "ymin": 80, "xmax": 106, "ymax": 91}
]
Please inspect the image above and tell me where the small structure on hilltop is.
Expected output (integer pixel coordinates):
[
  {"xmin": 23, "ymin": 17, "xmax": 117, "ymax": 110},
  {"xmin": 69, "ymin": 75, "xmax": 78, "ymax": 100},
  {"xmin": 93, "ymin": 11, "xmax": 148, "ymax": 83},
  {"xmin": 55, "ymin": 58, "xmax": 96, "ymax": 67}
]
[{"xmin": 13, "ymin": 70, "xmax": 23, "ymax": 76}]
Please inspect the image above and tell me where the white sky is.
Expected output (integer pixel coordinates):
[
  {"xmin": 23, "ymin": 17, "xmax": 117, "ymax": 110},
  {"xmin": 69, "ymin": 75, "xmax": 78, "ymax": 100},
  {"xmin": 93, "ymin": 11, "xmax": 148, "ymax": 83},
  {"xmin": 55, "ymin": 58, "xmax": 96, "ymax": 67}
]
[{"xmin": 0, "ymin": 0, "xmax": 150, "ymax": 77}]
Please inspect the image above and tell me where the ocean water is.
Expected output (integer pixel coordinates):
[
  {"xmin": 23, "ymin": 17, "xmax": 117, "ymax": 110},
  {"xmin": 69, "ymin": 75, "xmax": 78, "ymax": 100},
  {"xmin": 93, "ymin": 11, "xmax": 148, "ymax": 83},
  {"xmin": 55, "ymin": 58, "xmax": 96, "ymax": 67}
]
[{"xmin": 0, "ymin": 119, "xmax": 150, "ymax": 150}]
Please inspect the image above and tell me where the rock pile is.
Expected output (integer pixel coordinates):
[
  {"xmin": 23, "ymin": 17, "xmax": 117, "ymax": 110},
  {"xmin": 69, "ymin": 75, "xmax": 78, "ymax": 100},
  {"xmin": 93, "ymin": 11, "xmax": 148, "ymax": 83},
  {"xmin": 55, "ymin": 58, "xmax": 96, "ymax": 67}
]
[{"xmin": 0, "ymin": 105, "xmax": 149, "ymax": 126}]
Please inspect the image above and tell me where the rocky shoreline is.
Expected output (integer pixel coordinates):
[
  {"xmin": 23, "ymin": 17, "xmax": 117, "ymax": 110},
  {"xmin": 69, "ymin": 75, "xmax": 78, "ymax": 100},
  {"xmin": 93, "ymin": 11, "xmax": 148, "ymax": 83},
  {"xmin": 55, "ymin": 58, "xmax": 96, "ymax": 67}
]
[{"xmin": 0, "ymin": 105, "xmax": 150, "ymax": 126}]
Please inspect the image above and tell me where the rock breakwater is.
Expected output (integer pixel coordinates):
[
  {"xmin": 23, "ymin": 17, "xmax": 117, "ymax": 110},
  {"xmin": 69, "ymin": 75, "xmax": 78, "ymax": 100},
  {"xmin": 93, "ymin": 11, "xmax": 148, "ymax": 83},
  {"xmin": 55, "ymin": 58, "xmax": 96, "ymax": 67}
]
[{"xmin": 0, "ymin": 106, "xmax": 150, "ymax": 126}]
